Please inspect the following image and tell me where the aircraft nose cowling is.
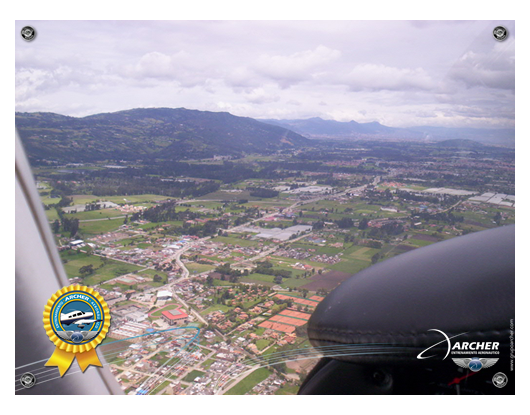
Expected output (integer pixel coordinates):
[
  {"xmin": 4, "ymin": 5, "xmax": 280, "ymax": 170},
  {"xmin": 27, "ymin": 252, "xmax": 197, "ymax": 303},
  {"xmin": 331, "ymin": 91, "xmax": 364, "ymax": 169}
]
[{"xmin": 306, "ymin": 225, "xmax": 515, "ymax": 365}]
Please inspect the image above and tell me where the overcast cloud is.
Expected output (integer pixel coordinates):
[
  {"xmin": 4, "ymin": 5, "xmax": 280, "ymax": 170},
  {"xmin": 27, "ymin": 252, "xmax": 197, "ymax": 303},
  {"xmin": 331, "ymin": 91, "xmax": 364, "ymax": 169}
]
[{"xmin": 15, "ymin": 20, "xmax": 515, "ymax": 129}]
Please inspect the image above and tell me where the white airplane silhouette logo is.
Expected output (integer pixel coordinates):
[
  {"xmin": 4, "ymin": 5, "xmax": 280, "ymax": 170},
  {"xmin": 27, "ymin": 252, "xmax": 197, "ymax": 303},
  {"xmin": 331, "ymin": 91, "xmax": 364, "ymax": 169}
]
[{"xmin": 60, "ymin": 310, "xmax": 102, "ymax": 329}]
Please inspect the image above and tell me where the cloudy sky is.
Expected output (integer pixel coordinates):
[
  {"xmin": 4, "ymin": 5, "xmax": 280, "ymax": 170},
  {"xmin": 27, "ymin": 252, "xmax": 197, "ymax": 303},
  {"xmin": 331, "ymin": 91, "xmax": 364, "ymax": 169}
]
[{"xmin": 15, "ymin": 19, "xmax": 515, "ymax": 129}]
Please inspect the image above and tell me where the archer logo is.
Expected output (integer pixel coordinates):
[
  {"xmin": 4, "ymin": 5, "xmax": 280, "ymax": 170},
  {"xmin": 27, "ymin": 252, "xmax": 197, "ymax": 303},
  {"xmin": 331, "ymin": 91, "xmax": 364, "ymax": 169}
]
[
  {"xmin": 417, "ymin": 329, "xmax": 467, "ymax": 360},
  {"xmin": 417, "ymin": 329, "xmax": 500, "ymax": 371},
  {"xmin": 453, "ymin": 357, "xmax": 498, "ymax": 372}
]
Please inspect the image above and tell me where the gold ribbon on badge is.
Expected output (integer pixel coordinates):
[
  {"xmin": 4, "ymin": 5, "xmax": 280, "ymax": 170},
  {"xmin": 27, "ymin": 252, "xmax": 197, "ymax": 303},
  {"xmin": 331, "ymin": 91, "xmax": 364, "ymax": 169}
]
[{"xmin": 43, "ymin": 285, "xmax": 111, "ymax": 376}]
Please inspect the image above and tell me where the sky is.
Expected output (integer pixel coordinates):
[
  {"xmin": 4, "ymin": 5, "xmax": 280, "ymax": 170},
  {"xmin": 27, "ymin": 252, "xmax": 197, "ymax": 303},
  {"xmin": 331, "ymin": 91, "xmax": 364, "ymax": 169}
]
[{"xmin": 14, "ymin": 16, "xmax": 516, "ymax": 130}]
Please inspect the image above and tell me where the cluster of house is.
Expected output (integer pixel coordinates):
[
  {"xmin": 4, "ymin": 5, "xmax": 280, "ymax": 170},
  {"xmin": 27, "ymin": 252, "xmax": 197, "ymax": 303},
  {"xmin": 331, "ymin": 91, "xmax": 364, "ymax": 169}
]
[
  {"xmin": 118, "ymin": 204, "xmax": 146, "ymax": 213},
  {"xmin": 97, "ymin": 245, "xmax": 182, "ymax": 274},
  {"xmin": 110, "ymin": 329, "xmax": 206, "ymax": 394},
  {"xmin": 251, "ymin": 374, "xmax": 287, "ymax": 395},
  {"xmin": 275, "ymin": 247, "xmax": 313, "ymax": 260},
  {"xmin": 206, "ymin": 311, "xmax": 233, "ymax": 331},
  {"xmin": 310, "ymin": 253, "xmax": 343, "ymax": 264},
  {"xmin": 187, "ymin": 362, "xmax": 248, "ymax": 395},
  {"xmin": 187, "ymin": 240, "xmax": 265, "ymax": 261},
  {"xmin": 107, "ymin": 273, "xmax": 148, "ymax": 287},
  {"xmin": 367, "ymin": 218, "xmax": 405, "ymax": 229},
  {"xmin": 91, "ymin": 286, "xmax": 128, "ymax": 306}
]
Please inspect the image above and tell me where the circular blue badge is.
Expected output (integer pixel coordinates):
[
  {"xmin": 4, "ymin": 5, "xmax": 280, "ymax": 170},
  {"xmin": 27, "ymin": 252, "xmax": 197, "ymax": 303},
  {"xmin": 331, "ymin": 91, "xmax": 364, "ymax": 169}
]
[{"xmin": 49, "ymin": 290, "xmax": 105, "ymax": 345}]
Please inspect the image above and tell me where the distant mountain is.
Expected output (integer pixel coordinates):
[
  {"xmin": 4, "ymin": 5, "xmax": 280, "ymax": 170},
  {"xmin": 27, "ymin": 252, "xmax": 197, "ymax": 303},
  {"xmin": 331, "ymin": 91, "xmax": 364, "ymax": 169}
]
[
  {"xmin": 261, "ymin": 117, "xmax": 399, "ymax": 137},
  {"xmin": 408, "ymin": 126, "xmax": 515, "ymax": 147},
  {"xmin": 16, "ymin": 108, "xmax": 310, "ymax": 162},
  {"xmin": 260, "ymin": 117, "xmax": 515, "ymax": 147}
]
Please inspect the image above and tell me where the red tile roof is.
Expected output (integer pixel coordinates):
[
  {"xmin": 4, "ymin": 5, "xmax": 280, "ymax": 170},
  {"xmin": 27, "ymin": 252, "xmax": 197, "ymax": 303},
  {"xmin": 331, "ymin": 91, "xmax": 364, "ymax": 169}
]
[{"xmin": 161, "ymin": 309, "xmax": 188, "ymax": 320}]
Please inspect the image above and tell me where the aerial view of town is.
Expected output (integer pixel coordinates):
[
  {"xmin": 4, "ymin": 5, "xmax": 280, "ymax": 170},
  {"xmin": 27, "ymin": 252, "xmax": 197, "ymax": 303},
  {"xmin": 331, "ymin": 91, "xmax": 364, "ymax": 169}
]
[
  {"xmin": 19, "ymin": 133, "xmax": 514, "ymax": 395},
  {"xmin": 15, "ymin": 19, "xmax": 515, "ymax": 397}
]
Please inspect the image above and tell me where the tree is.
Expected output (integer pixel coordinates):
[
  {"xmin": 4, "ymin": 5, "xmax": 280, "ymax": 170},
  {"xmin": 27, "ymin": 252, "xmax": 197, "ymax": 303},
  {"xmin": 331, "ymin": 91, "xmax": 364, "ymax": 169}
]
[
  {"xmin": 358, "ymin": 218, "xmax": 369, "ymax": 230},
  {"xmin": 79, "ymin": 264, "xmax": 94, "ymax": 277},
  {"xmin": 153, "ymin": 274, "xmax": 163, "ymax": 283}
]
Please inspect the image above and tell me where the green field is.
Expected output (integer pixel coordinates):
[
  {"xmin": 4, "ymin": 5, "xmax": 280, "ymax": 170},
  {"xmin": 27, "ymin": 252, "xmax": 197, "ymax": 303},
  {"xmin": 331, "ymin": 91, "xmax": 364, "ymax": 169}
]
[
  {"xmin": 201, "ymin": 358, "xmax": 216, "ymax": 369},
  {"xmin": 138, "ymin": 268, "xmax": 168, "ymax": 281},
  {"xmin": 242, "ymin": 273, "xmax": 310, "ymax": 289},
  {"xmin": 38, "ymin": 182, "xmax": 62, "ymax": 206},
  {"xmin": 212, "ymin": 235, "xmax": 262, "ymax": 247},
  {"xmin": 328, "ymin": 258, "xmax": 370, "ymax": 274},
  {"xmin": 149, "ymin": 302, "xmax": 181, "ymax": 317},
  {"xmin": 60, "ymin": 251, "xmax": 144, "ymax": 284},
  {"xmin": 256, "ymin": 339, "xmax": 271, "ymax": 351},
  {"xmin": 197, "ymin": 190, "xmax": 260, "ymax": 201},
  {"xmin": 45, "ymin": 208, "xmax": 60, "ymax": 222},
  {"xmin": 270, "ymin": 255, "xmax": 325, "ymax": 270},
  {"xmin": 71, "ymin": 194, "xmax": 176, "ymax": 205},
  {"xmin": 41, "ymin": 195, "xmax": 62, "ymax": 206},
  {"xmin": 65, "ymin": 208, "xmax": 124, "ymax": 221},
  {"xmin": 274, "ymin": 384, "xmax": 299, "ymax": 395},
  {"xmin": 186, "ymin": 262, "xmax": 216, "ymax": 274},
  {"xmin": 225, "ymin": 367, "xmax": 272, "ymax": 395},
  {"xmin": 188, "ymin": 201, "xmax": 224, "ymax": 209},
  {"xmin": 79, "ymin": 219, "xmax": 124, "ymax": 235},
  {"xmin": 151, "ymin": 380, "xmax": 171, "ymax": 395},
  {"xmin": 183, "ymin": 370, "xmax": 205, "ymax": 383},
  {"xmin": 200, "ymin": 304, "xmax": 233, "ymax": 315},
  {"xmin": 342, "ymin": 245, "xmax": 380, "ymax": 261},
  {"xmin": 408, "ymin": 238, "xmax": 438, "ymax": 247}
]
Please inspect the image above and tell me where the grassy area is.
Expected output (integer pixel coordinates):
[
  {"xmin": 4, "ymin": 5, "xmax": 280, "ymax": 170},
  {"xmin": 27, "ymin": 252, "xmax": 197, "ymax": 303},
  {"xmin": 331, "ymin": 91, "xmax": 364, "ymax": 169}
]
[
  {"xmin": 151, "ymin": 380, "xmax": 171, "ymax": 395},
  {"xmin": 202, "ymin": 359, "xmax": 216, "ymax": 369},
  {"xmin": 183, "ymin": 370, "xmax": 205, "ymax": 383},
  {"xmin": 342, "ymin": 245, "xmax": 380, "ymax": 261},
  {"xmin": 270, "ymin": 255, "xmax": 326, "ymax": 270},
  {"xmin": 241, "ymin": 273, "xmax": 310, "ymax": 289},
  {"xmin": 45, "ymin": 208, "xmax": 60, "ymax": 222},
  {"xmin": 281, "ymin": 277, "xmax": 311, "ymax": 289},
  {"xmin": 71, "ymin": 194, "xmax": 176, "ymax": 205},
  {"xmin": 328, "ymin": 258, "xmax": 370, "ymax": 274},
  {"xmin": 225, "ymin": 367, "xmax": 272, "ymax": 395},
  {"xmin": 186, "ymin": 262, "xmax": 216, "ymax": 274},
  {"xmin": 60, "ymin": 251, "xmax": 144, "ymax": 284},
  {"xmin": 40, "ymin": 194, "xmax": 62, "ymax": 206},
  {"xmin": 79, "ymin": 219, "xmax": 124, "ymax": 235},
  {"xmin": 274, "ymin": 384, "xmax": 300, "ymax": 395},
  {"xmin": 188, "ymin": 201, "xmax": 224, "ymax": 210},
  {"xmin": 212, "ymin": 235, "xmax": 262, "ymax": 247},
  {"xmin": 200, "ymin": 304, "xmax": 233, "ymax": 315},
  {"xmin": 65, "ymin": 208, "xmax": 124, "ymax": 221},
  {"xmin": 149, "ymin": 303, "xmax": 181, "ymax": 317},
  {"xmin": 261, "ymin": 345, "xmax": 279, "ymax": 358},
  {"xmin": 408, "ymin": 238, "xmax": 438, "ymax": 247},
  {"xmin": 254, "ymin": 327, "xmax": 266, "ymax": 336},
  {"xmin": 255, "ymin": 339, "xmax": 271, "ymax": 351},
  {"xmin": 138, "ymin": 268, "xmax": 168, "ymax": 280},
  {"xmin": 197, "ymin": 190, "xmax": 262, "ymax": 201}
]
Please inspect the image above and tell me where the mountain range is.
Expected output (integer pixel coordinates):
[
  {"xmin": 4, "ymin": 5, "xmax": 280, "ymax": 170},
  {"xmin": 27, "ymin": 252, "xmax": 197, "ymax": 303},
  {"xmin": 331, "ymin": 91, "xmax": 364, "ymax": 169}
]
[
  {"xmin": 15, "ymin": 108, "xmax": 309, "ymax": 162},
  {"xmin": 15, "ymin": 108, "xmax": 515, "ymax": 163},
  {"xmin": 260, "ymin": 117, "xmax": 515, "ymax": 147}
]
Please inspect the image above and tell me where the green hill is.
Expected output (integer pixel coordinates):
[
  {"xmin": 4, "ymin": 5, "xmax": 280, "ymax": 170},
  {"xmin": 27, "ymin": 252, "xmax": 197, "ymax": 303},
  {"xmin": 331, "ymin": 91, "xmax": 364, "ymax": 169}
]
[{"xmin": 16, "ymin": 107, "xmax": 310, "ymax": 162}]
